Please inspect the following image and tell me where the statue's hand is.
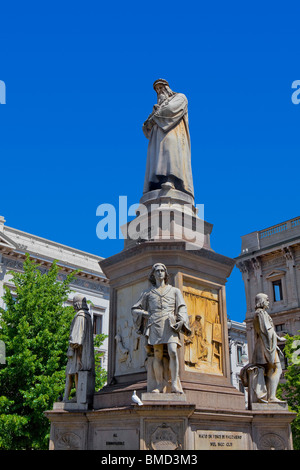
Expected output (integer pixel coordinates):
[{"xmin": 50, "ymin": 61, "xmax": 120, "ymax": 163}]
[
  {"xmin": 172, "ymin": 320, "xmax": 184, "ymax": 332},
  {"xmin": 133, "ymin": 308, "xmax": 150, "ymax": 318},
  {"xmin": 277, "ymin": 335, "xmax": 287, "ymax": 342}
]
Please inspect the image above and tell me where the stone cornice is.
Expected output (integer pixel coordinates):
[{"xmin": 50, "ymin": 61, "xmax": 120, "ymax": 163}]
[
  {"xmin": 1, "ymin": 252, "xmax": 109, "ymax": 291},
  {"xmin": 4, "ymin": 225, "xmax": 104, "ymax": 261},
  {"xmin": 100, "ymin": 240, "xmax": 235, "ymax": 270},
  {"xmin": 236, "ymin": 237, "xmax": 300, "ymax": 262}
]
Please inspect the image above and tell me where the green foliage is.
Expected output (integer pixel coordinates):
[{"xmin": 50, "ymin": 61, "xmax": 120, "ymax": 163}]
[
  {"xmin": 0, "ymin": 255, "xmax": 77, "ymax": 450},
  {"xmin": 94, "ymin": 333, "xmax": 108, "ymax": 391},
  {"xmin": 278, "ymin": 333, "xmax": 300, "ymax": 450}
]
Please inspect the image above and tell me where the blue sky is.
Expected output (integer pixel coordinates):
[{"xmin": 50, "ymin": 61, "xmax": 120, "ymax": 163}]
[{"xmin": 0, "ymin": 1, "xmax": 299, "ymax": 322}]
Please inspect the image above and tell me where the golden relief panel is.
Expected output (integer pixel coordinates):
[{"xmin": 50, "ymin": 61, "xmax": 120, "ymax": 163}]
[{"xmin": 183, "ymin": 285, "xmax": 223, "ymax": 376}]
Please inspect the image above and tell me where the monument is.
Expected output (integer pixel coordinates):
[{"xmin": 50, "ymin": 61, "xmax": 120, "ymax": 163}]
[
  {"xmin": 45, "ymin": 79, "xmax": 295, "ymax": 450},
  {"xmin": 240, "ymin": 293, "xmax": 287, "ymax": 408}
]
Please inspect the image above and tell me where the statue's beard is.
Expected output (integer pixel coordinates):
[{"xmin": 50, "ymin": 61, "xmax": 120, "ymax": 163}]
[{"xmin": 157, "ymin": 90, "xmax": 169, "ymax": 105}]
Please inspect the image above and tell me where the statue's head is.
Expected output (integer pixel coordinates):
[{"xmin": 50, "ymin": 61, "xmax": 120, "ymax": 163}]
[
  {"xmin": 149, "ymin": 263, "xmax": 169, "ymax": 286},
  {"xmin": 255, "ymin": 293, "xmax": 269, "ymax": 310},
  {"xmin": 73, "ymin": 294, "xmax": 88, "ymax": 312},
  {"xmin": 153, "ymin": 78, "xmax": 174, "ymax": 105}
]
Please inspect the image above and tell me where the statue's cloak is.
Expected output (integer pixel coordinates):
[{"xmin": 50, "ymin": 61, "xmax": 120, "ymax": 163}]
[
  {"xmin": 66, "ymin": 309, "xmax": 94, "ymax": 375},
  {"xmin": 143, "ymin": 93, "xmax": 194, "ymax": 197},
  {"xmin": 252, "ymin": 308, "xmax": 280, "ymax": 365}
]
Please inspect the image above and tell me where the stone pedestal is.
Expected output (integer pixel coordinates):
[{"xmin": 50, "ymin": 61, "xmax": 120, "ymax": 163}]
[
  {"xmin": 45, "ymin": 397, "xmax": 295, "ymax": 450},
  {"xmin": 53, "ymin": 371, "xmax": 95, "ymax": 412},
  {"xmin": 45, "ymin": 187, "xmax": 295, "ymax": 450}
]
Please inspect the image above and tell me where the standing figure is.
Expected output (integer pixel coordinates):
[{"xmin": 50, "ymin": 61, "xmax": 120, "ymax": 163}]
[
  {"xmin": 63, "ymin": 294, "xmax": 95, "ymax": 404},
  {"xmin": 240, "ymin": 293, "xmax": 286, "ymax": 405},
  {"xmin": 132, "ymin": 263, "xmax": 191, "ymax": 393},
  {"xmin": 142, "ymin": 79, "xmax": 194, "ymax": 197}
]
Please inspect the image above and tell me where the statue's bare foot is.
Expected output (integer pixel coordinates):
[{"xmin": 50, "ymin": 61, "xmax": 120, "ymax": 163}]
[
  {"xmin": 268, "ymin": 397, "xmax": 285, "ymax": 403},
  {"xmin": 152, "ymin": 388, "xmax": 163, "ymax": 393}
]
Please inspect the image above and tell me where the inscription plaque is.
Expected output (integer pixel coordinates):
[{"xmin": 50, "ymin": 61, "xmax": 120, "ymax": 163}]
[
  {"xmin": 93, "ymin": 428, "xmax": 139, "ymax": 450},
  {"xmin": 195, "ymin": 430, "xmax": 247, "ymax": 450}
]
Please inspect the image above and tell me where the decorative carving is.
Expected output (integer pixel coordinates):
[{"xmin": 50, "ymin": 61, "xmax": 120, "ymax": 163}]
[
  {"xmin": 258, "ymin": 433, "xmax": 285, "ymax": 450},
  {"xmin": 251, "ymin": 257, "xmax": 261, "ymax": 271},
  {"xmin": 55, "ymin": 431, "xmax": 82, "ymax": 450},
  {"xmin": 184, "ymin": 315, "xmax": 209, "ymax": 368},
  {"xmin": 183, "ymin": 286, "xmax": 223, "ymax": 375},
  {"xmin": 236, "ymin": 260, "xmax": 251, "ymax": 275},
  {"xmin": 149, "ymin": 423, "xmax": 181, "ymax": 450},
  {"xmin": 282, "ymin": 246, "xmax": 294, "ymax": 262},
  {"xmin": 3, "ymin": 257, "xmax": 24, "ymax": 271},
  {"xmin": 115, "ymin": 320, "xmax": 142, "ymax": 369}
]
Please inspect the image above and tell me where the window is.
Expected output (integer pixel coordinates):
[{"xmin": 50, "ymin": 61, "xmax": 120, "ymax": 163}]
[
  {"xmin": 275, "ymin": 324, "xmax": 285, "ymax": 332},
  {"xmin": 93, "ymin": 314, "xmax": 103, "ymax": 335},
  {"xmin": 272, "ymin": 280, "xmax": 283, "ymax": 302},
  {"xmin": 237, "ymin": 345, "xmax": 243, "ymax": 364}
]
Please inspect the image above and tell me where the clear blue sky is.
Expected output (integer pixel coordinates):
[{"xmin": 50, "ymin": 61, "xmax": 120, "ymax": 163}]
[{"xmin": 0, "ymin": 1, "xmax": 299, "ymax": 322}]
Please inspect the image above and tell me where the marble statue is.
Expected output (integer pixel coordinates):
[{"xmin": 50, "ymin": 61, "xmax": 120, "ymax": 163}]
[
  {"xmin": 142, "ymin": 79, "xmax": 194, "ymax": 197},
  {"xmin": 131, "ymin": 263, "xmax": 191, "ymax": 393},
  {"xmin": 63, "ymin": 294, "xmax": 95, "ymax": 404},
  {"xmin": 240, "ymin": 293, "xmax": 286, "ymax": 405}
]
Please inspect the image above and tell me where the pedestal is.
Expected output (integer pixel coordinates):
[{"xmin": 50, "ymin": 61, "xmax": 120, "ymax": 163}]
[
  {"xmin": 45, "ymin": 396, "xmax": 295, "ymax": 450},
  {"xmin": 45, "ymin": 188, "xmax": 296, "ymax": 450}
]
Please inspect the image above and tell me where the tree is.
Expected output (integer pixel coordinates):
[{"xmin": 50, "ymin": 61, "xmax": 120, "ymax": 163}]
[
  {"xmin": 278, "ymin": 333, "xmax": 300, "ymax": 450},
  {"xmin": 94, "ymin": 333, "xmax": 108, "ymax": 391},
  {"xmin": 0, "ymin": 255, "xmax": 107, "ymax": 449}
]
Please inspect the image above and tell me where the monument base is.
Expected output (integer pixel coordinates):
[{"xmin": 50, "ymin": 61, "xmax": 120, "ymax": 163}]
[{"xmin": 45, "ymin": 397, "xmax": 295, "ymax": 450}]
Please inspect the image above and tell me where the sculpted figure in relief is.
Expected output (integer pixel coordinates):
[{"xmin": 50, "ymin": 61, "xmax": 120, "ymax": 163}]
[
  {"xmin": 115, "ymin": 320, "xmax": 142, "ymax": 369},
  {"xmin": 142, "ymin": 79, "xmax": 194, "ymax": 197},
  {"xmin": 240, "ymin": 293, "xmax": 286, "ymax": 405},
  {"xmin": 132, "ymin": 263, "xmax": 191, "ymax": 393},
  {"xmin": 184, "ymin": 315, "xmax": 208, "ymax": 367}
]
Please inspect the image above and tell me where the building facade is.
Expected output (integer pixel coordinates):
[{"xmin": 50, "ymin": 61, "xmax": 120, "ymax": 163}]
[
  {"xmin": 236, "ymin": 216, "xmax": 300, "ymax": 368},
  {"xmin": 0, "ymin": 216, "xmax": 109, "ymax": 372},
  {"xmin": 227, "ymin": 319, "xmax": 248, "ymax": 400}
]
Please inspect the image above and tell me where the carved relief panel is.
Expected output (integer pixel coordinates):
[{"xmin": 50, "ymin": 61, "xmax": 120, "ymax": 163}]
[
  {"xmin": 144, "ymin": 420, "xmax": 185, "ymax": 450},
  {"xmin": 183, "ymin": 285, "xmax": 223, "ymax": 376},
  {"xmin": 115, "ymin": 280, "xmax": 148, "ymax": 376}
]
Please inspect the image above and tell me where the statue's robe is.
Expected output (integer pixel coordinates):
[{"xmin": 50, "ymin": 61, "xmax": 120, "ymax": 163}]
[
  {"xmin": 131, "ymin": 285, "xmax": 191, "ymax": 347},
  {"xmin": 252, "ymin": 308, "xmax": 280, "ymax": 365},
  {"xmin": 66, "ymin": 309, "xmax": 94, "ymax": 375},
  {"xmin": 143, "ymin": 93, "xmax": 194, "ymax": 197}
]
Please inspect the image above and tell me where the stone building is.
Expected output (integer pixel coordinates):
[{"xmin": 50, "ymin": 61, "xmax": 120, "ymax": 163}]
[
  {"xmin": 236, "ymin": 216, "xmax": 300, "ymax": 368},
  {"xmin": 0, "ymin": 216, "xmax": 109, "ymax": 371},
  {"xmin": 227, "ymin": 319, "xmax": 248, "ymax": 397}
]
